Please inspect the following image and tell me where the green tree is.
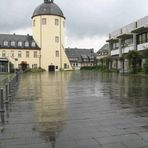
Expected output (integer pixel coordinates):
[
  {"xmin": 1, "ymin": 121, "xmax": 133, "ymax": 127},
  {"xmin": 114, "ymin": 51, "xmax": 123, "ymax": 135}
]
[
  {"xmin": 144, "ymin": 59, "xmax": 148, "ymax": 74},
  {"xmin": 126, "ymin": 50, "xmax": 142, "ymax": 74}
]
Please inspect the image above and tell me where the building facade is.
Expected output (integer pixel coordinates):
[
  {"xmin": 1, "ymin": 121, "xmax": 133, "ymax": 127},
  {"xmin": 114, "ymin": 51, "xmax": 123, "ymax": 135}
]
[
  {"xmin": 0, "ymin": 0, "xmax": 72, "ymax": 72},
  {"xmin": 0, "ymin": 34, "xmax": 40, "ymax": 72},
  {"xmin": 107, "ymin": 15, "xmax": 148, "ymax": 72},
  {"xmin": 65, "ymin": 48, "xmax": 96, "ymax": 70},
  {"xmin": 32, "ymin": 0, "xmax": 72, "ymax": 71}
]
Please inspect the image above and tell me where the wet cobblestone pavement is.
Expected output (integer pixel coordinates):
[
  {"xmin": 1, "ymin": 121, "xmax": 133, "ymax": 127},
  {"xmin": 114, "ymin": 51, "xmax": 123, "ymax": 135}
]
[{"xmin": 1, "ymin": 71, "xmax": 148, "ymax": 148}]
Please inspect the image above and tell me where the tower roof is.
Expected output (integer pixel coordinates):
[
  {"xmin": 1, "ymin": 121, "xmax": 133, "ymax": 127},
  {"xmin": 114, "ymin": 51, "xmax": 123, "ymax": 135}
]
[{"xmin": 32, "ymin": 0, "xmax": 65, "ymax": 19}]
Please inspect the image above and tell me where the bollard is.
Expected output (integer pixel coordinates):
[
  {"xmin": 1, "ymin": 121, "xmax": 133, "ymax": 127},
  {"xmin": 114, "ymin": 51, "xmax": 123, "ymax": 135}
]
[
  {"xmin": 0, "ymin": 89, "xmax": 5, "ymax": 112},
  {"xmin": 5, "ymin": 84, "xmax": 9, "ymax": 103},
  {"xmin": 8, "ymin": 81, "xmax": 12, "ymax": 102},
  {"xmin": 0, "ymin": 112, "xmax": 5, "ymax": 124},
  {"xmin": 8, "ymin": 81, "xmax": 11, "ymax": 95}
]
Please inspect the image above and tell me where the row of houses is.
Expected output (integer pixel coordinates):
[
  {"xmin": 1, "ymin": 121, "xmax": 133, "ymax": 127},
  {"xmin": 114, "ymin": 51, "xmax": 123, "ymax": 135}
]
[{"xmin": 0, "ymin": 36, "xmax": 96, "ymax": 72}]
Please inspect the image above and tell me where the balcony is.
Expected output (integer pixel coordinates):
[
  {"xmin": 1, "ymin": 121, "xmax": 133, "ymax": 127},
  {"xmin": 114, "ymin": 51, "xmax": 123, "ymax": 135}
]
[
  {"xmin": 137, "ymin": 42, "xmax": 148, "ymax": 51},
  {"xmin": 111, "ymin": 49, "xmax": 119, "ymax": 56},
  {"xmin": 122, "ymin": 45, "xmax": 134, "ymax": 54}
]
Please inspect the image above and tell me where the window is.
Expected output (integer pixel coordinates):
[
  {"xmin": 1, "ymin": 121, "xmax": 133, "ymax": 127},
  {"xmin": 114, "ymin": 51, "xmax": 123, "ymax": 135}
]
[
  {"xmin": 11, "ymin": 51, "xmax": 14, "ymax": 58},
  {"xmin": 33, "ymin": 20, "xmax": 36, "ymax": 27},
  {"xmin": 32, "ymin": 42, "xmax": 36, "ymax": 47},
  {"xmin": 2, "ymin": 50, "xmax": 6, "ymax": 57},
  {"xmin": 25, "ymin": 41, "xmax": 29, "ymax": 47},
  {"xmin": 55, "ymin": 36, "xmax": 59, "ymax": 43},
  {"xmin": 137, "ymin": 33, "xmax": 148, "ymax": 44},
  {"xmin": 56, "ymin": 50, "xmax": 59, "ymax": 57},
  {"xmin": 18, "ymin": 51, "xmax": 22, "ymax": 58},
  {"xmin": 18, "ymin": 41, "xmax": 22, "ymax": 47},
  {"xmin": 55, "ymin": 19, "xmax": 59, "ymax": 25},
  {"xmin": 26, "ymin": 51, "xmax": 29, "ymax": 58},
  {"xmin": 142, "ymin": 34, "xmax": 146, "ymax": 43},
  {"xmin": 34, "ymin": 51, "xmax": 38, "ymax": 58},
  {"xmin": 3, "ymin": 41, "xmax": 8, "ymax": 46},
  {"xmin": 10, "ymin": 41, "xmax": 15, "ymax": 47},
  {"xmin": 42, "ymin": 18, "xmax": 46, "ymax": 25},
  {"xmin": 56, "ymin": 66, "xmax": 58, "ymax": 69}
]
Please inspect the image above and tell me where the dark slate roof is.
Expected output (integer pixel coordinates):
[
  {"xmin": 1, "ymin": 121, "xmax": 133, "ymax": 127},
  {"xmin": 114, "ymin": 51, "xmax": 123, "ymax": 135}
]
[
  {"xmin": 65, "ymin": 48, "xmax": 95, "ymax": 62},
  {"xmin": 97, "ymin": 44, "xmax": 109, "ymax": 53},
  {"xmin": 0, "ymin": 34, "xmax": 40, "ymax": 49},
  {"xmin": 32, "ymin": 1, "xmax": 64, "ymax": 18}
]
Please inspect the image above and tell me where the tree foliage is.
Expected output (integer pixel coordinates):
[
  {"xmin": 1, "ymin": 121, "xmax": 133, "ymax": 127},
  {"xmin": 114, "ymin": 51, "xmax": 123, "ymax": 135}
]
[{"xmin": 125, "ymin": 50, "xmax": 142, "ymax": 74}]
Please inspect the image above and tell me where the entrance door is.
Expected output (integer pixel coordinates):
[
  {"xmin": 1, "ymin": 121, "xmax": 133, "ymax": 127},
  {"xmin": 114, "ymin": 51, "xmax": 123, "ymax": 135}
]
[{"xmin": 48, "ymin": 65, "xmax": 55, "ymax": 72}]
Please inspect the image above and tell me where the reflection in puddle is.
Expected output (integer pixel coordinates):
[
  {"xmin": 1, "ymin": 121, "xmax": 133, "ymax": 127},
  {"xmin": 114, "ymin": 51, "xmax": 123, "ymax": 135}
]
[{"xmin": 33, "ymin": 72, "xmax": 71, "ymax": 147}]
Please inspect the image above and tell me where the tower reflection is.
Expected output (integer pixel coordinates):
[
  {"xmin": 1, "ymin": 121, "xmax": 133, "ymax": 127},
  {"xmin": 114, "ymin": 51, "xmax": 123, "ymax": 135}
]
[{"xmin": 34, "ymin": 72, "xmax": 71, "ymax": 147}]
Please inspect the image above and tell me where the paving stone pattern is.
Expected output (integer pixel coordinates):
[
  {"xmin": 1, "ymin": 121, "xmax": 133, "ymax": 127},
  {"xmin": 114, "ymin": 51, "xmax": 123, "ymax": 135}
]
[{"xmin": 0, "ymin": 72, "xmax": 148, "ymax": 148}]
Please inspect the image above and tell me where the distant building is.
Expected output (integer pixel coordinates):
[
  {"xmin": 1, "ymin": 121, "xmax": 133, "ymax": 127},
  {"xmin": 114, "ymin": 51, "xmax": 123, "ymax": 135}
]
[
  {"xmin": 0, "ymin": 0, "xmax": 72, "ymax": 72},
  {"xmin": 96, "ymin": 44, "xmax": 109, "ymax": 66},
  {"xmin": 107, "ymin": 15, "xmax": 148, "ymax": 73},
  {"xmin": 65, "ymin": 48, "xmax": 96, "ymax": 70},
  {"xmin": 97, "ymin": 44, "xmax": 109, "ymax": 59}
]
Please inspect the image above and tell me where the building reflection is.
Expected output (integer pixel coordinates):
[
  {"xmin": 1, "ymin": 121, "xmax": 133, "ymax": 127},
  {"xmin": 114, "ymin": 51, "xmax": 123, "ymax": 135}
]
[{"xmin": 34, "ymin": 72, "xmax": 72, "ymax": 147}]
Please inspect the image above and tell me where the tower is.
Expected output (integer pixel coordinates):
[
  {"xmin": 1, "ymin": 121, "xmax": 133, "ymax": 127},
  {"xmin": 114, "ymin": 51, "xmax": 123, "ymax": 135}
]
[{"xmin": 32, "ymin": 0, "xmax": 72, "ymax": 71}]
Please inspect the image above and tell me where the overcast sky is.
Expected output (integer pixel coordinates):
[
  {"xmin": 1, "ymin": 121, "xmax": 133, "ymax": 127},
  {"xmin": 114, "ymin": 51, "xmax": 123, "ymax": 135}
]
[{"xmin": 0, "ymin": 0, "xmax": 148, "ymax": 51}]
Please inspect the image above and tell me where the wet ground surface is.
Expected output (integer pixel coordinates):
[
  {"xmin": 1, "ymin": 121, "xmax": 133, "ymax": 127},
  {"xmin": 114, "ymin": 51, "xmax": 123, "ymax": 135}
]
[{"xmin": 1, "ymin": 71, "xmax": 148, "ymax": 148}]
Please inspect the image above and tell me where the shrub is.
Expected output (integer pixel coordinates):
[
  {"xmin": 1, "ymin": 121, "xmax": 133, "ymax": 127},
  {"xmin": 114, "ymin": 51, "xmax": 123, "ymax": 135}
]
[{"xmin": 144, "ymin": 58, "xmax": 148, "ymax": 74}]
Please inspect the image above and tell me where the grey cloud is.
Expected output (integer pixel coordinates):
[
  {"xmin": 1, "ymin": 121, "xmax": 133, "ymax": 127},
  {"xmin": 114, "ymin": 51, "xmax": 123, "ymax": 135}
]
[
  {"xmin": 0, "ymin": 0, "xmax": 148, "ymax": 39},
  {"xmin": 0, "ymin": 0, "xmax": 42, "ymax": 33},
  {"xmin": 57, "ymin": 0, "xmax": 148, "ymax": 38}
]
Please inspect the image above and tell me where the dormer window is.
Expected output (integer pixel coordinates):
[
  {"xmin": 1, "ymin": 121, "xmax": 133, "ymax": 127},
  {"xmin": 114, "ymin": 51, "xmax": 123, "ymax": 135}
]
[
  {"xmin": 3, "ymin": 41, "xmax": 8, "ymax": 46},
  {"xmin": 25, "ymin": 41, "xmax": 29, "ymax": 47},
  {"xmin": 11, "ymin": 41, "xmax": 15, "ymax": 47},
  {"xmin": 18, "ymin": 41, "xmax": 22, "ymax": 47},
  {"xmin": 31, "ymin": 42, "xmax": 36, "ymax": 47}
]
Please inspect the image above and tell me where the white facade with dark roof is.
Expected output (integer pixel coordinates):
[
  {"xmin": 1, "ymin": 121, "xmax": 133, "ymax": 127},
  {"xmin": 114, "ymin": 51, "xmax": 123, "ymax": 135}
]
[
  {"xmin": 96, "ymin": 44, "xmax": 109, "ymax": 60},
  {"xmin": 65, "ymin": 48, "xmax": 96, "ymax": 70},
  {"xmin": 0, "ymin": 34, "xmax": 40, "ymax": 72}
]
